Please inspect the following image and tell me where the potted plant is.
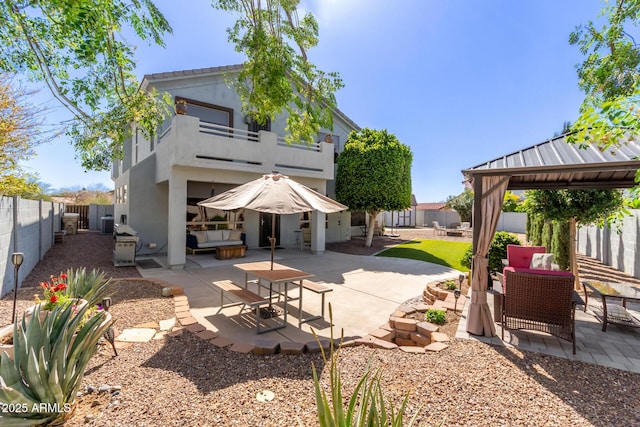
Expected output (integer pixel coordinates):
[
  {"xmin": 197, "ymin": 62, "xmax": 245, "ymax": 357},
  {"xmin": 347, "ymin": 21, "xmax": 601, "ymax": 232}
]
[{"xmin": 175, "ymin": 99, "xmax": 188, "ymax": 115}]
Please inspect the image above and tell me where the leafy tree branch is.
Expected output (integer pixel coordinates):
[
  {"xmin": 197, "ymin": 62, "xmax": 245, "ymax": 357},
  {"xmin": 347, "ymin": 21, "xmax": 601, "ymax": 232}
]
[
  {"xmin": 0, "ymin": 0, "xmax": 173, "ymax": 170},
  {"xmin": 213, "ymin": 0, "xmax": 344, "ymax": 145}
]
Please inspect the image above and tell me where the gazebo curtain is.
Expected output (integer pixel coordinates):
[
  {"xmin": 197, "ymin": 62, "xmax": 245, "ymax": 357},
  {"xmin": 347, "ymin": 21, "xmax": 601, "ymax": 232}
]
[{"xmin": 466, "ymin": 175, "xmax": 509, "ymax": 337}]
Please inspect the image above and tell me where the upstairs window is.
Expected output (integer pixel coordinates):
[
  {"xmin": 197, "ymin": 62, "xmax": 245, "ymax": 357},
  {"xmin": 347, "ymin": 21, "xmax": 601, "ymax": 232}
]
[{"xmin": 175, "ymin": 97, "xmax": 233, "ymax": 128}]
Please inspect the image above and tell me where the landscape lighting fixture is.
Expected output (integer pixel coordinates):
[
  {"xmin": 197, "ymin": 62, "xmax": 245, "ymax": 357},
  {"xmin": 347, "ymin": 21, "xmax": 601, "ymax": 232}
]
[{"xmin": 11, "ymin": 253, "xmax": 24, "ymax": 324}]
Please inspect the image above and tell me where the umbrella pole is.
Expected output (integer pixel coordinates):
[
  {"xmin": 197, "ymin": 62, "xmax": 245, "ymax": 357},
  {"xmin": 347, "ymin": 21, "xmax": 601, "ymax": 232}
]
[{"xmin": 270, "ymin": 213, "xmax": 276, "ymax": 270}]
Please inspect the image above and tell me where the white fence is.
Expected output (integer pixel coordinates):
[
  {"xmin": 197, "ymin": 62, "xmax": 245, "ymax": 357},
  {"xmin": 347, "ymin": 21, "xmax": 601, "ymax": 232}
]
[
  {"xmin": 577, "ymin": 209, "xmax": 640, "ymax": 279},
  {"xmin": 418, "ymin": 210, "xmax": 526, "ymax": 233}
]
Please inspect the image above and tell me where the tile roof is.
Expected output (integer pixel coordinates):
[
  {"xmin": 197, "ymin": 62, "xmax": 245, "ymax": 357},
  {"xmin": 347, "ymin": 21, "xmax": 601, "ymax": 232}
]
[
  {"xmin": 416, "ymin": 202, "xmax": 447, "ymax": 210},
  {"xmin": 142, "ymin": 64, "xmax": 360, "ymax": 132}
]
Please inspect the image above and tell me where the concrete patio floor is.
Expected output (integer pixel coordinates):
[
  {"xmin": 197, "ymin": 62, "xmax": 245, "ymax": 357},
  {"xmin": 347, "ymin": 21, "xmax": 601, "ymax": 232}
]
[
  {"xmin": 139, "ymin": 248, "xmax": 460, "ymax": 345},
  {"xmin": 137, "ymin": 248, "xmax": 640, "ymax": 373}
]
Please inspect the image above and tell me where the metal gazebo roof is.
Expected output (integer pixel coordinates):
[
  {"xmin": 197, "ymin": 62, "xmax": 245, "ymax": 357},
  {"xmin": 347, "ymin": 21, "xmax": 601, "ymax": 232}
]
[
  {"xmin": 462, "ymin": 134, "xmax": 640, "ymax": 190},
  {"xmin": 461, "ymin": 133, "xmax": 640, "ymax": 338}
]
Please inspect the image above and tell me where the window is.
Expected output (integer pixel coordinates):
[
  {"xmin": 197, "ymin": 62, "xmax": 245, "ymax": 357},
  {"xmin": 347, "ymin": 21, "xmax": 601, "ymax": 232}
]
[
  {"xmin": 351, "ymin": 211, "xmax": 366, "ymax": 226},
  {"xmin": 175, "ymin": 97, "xmax": 233, "ymax": 128}
]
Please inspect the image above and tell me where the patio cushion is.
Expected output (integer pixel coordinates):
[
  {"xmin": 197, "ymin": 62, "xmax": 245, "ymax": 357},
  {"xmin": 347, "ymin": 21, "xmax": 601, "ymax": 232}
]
[
  {"xmin": 530, "ymin": 253, "xmax": 554, "ymax": 270},
  {"xmin": 503, "ymin": 266, "xmax": 573, "ymax": 277},
  {"xmin": 206, "ymin": 230, "xmax": 224, "ymax": 241},
  {"xmin": 222, "ymin": 229, "xmax": 231, "ymax": 240},
  {"xmin": 507, "ymin": 245, "xmax": 546, "ymax": 269},
  {"xmin": 192, "ymin": 230, "xmax": 207, "ymax": 244},
  {"xmin": 229, "ymin": 230, "xmax": 242, "ymax": 240},
  {"xmin": 502, "ymin": 266, "xmax": 573, "ymax": 292}
]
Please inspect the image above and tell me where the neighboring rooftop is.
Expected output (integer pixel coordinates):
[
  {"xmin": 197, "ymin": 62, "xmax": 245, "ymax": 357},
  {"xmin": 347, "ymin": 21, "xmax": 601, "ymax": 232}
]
[{"xmin": 416, "ymin": 202, "xmax": 447, "ymax": 210}]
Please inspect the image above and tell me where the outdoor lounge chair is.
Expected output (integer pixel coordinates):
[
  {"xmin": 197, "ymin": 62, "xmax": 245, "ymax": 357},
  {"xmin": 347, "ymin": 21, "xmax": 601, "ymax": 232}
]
[
  {"xmin": 432, "ymin": 221, "xmax": 447, "ymax": 236},
  {"xmin": 501, "ymin": 270, "xmax": 579, "ymax": 354}
]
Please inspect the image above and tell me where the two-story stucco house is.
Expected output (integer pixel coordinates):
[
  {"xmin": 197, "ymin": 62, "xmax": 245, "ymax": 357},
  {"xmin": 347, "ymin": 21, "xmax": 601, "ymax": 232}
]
[{"xmin": 111, "ymin": 65, "xmax": 359, "ymax": 269}]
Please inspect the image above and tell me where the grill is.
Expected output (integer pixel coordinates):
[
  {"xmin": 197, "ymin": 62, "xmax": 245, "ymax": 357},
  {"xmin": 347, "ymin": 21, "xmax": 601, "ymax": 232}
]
[{"xmin": 113, "ymin": 224, "xmax": 139, "ymax": 267}]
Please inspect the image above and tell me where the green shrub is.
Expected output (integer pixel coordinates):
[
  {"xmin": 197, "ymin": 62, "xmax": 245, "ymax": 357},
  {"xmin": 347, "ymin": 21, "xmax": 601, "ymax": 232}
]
[
  {"xmin": 529, "ymin": 214, "xmax": 544, "ymax": 246},
  {"xmin": 444, "ymin": 280, "xmax": 457, "ymax": 290},
  {"xmin": 425, "ymin": 308, "xmax": 446, "ymax": 325},
  {"xmin": 551, "ymin": 220, "xmax": 571, "ymax": 270},
  {"xmin": 541, "ymin": 220, "xmax": 553, "ymax": 251},
  {"xmin": 461, "ymin": 247, "xmax": 472, "ymax": 270},
  {"xmin": 460, "ymin": 231, "xmax": 521, "ymax": 274}
]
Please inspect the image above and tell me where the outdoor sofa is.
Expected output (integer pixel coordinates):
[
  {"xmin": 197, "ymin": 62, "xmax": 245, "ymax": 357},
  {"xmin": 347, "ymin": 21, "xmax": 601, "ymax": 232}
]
[{"xmin": 186, "ymin": 229, "xmax": 246, "ymax": 254}]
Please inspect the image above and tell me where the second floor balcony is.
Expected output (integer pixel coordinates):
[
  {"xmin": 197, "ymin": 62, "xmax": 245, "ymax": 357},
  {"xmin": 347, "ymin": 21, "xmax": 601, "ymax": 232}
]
[{"xmin": 152, "ymin": 115, "xmax": 334, "ymax": 182}]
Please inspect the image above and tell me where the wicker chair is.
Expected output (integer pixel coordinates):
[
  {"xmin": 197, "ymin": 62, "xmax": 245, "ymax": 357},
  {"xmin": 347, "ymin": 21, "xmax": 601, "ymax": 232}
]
[{"xmin": 502, "ymin": 270, "xmax": 579, "ymax": 354}]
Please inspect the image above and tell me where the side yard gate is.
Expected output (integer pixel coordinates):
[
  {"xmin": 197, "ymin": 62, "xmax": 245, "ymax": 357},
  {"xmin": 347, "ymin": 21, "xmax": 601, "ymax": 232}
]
[{"xmin": 64, "ymin": 205, "xmax": 89, "ymax": 229}]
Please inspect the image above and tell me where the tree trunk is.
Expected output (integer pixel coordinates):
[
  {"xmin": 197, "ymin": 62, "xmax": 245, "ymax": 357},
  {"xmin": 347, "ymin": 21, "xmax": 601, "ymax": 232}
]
[
  {"xmin": 365, "ymin": 210, "xmax": 380, "ymax": 247},
  {"xmin": 570, "ymin": 217, "xmax": 581, "ymax": 290}
]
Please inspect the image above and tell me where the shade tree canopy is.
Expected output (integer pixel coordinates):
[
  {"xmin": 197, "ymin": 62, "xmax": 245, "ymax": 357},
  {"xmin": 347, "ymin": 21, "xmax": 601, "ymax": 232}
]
[
  {"xmin": 526, "ymin": 188, "xmax": 625, "ymax": 288},
  {"xmin": 213, "ymin": 0, "xmax": 343, "ymax": 146},
  {"xmin": 0, "ymin": 74, "xmax": 57, "ymax": 196},
  {"xmin": 445, "ymin": 189, "xmax": 473, "ymax": 223},
  {"xmin": 335, "ymin": 128, "xmax": 412, "ymax": 247},
  {"xmin": 0, "ymin": 0, "xmax": 173, "ymax": 171},
  {"xmin": 569, "ymin": 0, "xmax": 640, "ymax": 159},
  {"xmin": 1, "ymin": 0, "xmax": 342, "ymax": 173}
]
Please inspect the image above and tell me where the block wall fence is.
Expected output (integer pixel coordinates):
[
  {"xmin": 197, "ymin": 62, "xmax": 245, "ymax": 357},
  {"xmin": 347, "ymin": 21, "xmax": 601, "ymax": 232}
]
[{"xmin": 0, "ymin": 196, "xmax": 115, "ymax": 298}]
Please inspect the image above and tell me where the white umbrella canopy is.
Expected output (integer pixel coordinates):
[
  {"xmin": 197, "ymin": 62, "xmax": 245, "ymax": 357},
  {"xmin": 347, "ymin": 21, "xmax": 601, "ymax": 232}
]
[{"xmin": 198, "ymin": 173, "xmax": 348, "ymax": 268}]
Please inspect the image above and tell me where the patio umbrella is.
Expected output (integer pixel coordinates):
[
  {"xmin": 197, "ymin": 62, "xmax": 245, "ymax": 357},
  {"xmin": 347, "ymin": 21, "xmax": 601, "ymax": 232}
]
[{"xmin": 198, "ymin": 173, "xmax": 348, "ymax": 269}]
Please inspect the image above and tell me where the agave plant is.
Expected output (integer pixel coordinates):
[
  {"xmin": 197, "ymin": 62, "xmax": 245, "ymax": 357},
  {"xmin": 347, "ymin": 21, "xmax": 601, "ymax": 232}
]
[
  {"xmin": 63, "ymin": 268, "xmax": 114, "ymax": 307},
  {"xmin": 0, "ymin": 302, "xmax": 112, "ymax": 426},
  {"xmin": 309, "ymin": 304, "xmax": 422, "ymax": 427}
]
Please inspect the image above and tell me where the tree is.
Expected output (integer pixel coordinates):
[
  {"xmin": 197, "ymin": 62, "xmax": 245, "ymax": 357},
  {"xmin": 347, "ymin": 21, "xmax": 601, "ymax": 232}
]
[
  {"xmin": 0, "ymin": 0, "xmax": 173, "ymax": 171},
  {"xmin": 553, "ymin": 121, "xmax": 572, "ymax": 137},
  {"xmin": 502, "ymin": 190, "xmax": 522, "ymax": 212},
  {"xmin": 0, "ymin": 74, "xmax": 56, "ymax": 196},
  {"xmin": 335, "ymin": 129, "xmax": 412, "ymax": 247},
  {"xmin": 213, "ymin": 0, "xmax": 344, "ymax": 145},
  {"xmin": 445, "ymin": 189, "xmax": 473, "ymax": 223},
  {"xmin": 1, "ymin": 1, "xmax": 343, "ymax": 171},
  {"xmin": 569, "ymin": 1, "xmax": 640, "ymax": 153},
  {"xmin": 526, "ymin": 189, "xmax": 625, "ymax": 288}
]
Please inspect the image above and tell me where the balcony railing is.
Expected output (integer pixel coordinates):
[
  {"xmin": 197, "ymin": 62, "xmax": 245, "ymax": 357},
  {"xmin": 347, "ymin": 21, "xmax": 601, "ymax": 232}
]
[{"xmin": 151, "ymin": 115, "xmax": 333, "ymax": 180}]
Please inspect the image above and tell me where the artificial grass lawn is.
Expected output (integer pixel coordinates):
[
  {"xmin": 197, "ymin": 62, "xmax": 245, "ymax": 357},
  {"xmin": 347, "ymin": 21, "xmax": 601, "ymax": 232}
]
[{"xmin": 376, "ymin": 239, "xmax": 471, "ymax": 272}]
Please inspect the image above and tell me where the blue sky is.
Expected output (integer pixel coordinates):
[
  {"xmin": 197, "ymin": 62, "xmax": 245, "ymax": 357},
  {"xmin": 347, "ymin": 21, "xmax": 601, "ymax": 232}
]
[{"xmin": 22, "ymin": 0, "xmax": 605, "ymax": 202}]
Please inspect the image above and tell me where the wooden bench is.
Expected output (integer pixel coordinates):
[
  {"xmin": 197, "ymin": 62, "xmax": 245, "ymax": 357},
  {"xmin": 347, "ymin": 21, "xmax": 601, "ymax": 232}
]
[
  {"xmin": 212, "ymin": 280, "xmax": 275, "ymax": 334},
  {"xmin": 298, "ymin": 280, "xmax": 333, "ymax": 325}
]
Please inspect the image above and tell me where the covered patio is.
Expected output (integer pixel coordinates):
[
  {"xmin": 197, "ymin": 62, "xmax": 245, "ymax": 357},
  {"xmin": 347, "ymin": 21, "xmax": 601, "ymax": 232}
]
[{"xmin": 462, "ymin": 134, "xmax": 640, "ymax": 338}]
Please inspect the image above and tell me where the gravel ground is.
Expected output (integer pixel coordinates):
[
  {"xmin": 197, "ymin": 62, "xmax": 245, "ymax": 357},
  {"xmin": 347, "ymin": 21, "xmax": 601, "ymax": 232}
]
[{"xmin": 2, "ymin": 229, "xmax": 640, "ymax": 426}]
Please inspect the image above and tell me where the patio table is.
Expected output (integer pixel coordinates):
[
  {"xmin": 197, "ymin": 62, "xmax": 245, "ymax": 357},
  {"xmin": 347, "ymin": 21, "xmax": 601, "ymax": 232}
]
[
  {"xmin": 582, "ymin": 280, "xmax": 640, "ymax": 332},
  {"xmin": 233, "ymin": 262, "xmax": 315, "ymax": 332}
]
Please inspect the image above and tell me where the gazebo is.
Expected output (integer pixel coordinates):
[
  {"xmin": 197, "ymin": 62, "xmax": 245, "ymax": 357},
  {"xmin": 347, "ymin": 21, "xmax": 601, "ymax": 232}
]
[{"xmin": 462, "ymin": 134, "xmax": 640, "ymax": 337}]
